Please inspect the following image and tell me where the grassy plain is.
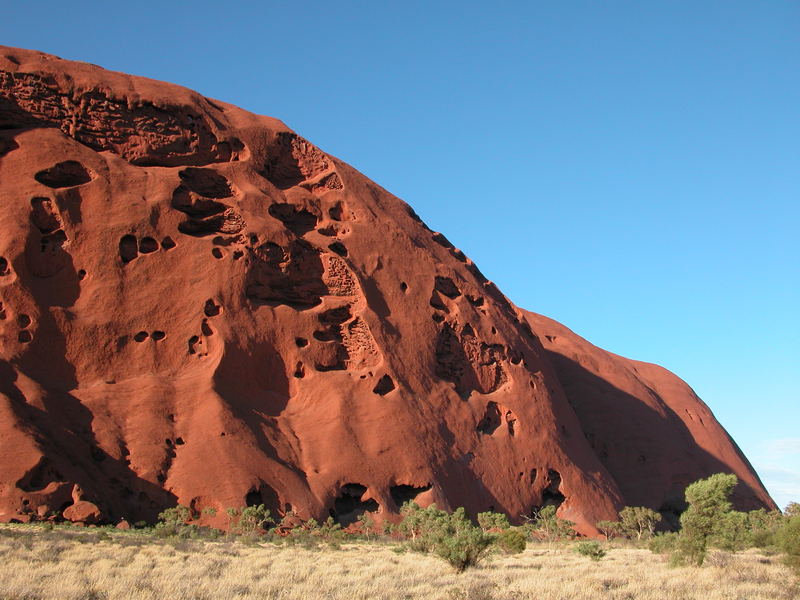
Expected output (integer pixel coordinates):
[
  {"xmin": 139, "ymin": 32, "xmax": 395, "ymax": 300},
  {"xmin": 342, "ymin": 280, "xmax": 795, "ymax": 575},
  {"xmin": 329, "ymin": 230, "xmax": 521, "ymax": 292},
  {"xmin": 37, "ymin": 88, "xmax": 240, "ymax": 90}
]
[{"xmin": 0, "ymin": 524, "xmax": 795, "ymax": 600}]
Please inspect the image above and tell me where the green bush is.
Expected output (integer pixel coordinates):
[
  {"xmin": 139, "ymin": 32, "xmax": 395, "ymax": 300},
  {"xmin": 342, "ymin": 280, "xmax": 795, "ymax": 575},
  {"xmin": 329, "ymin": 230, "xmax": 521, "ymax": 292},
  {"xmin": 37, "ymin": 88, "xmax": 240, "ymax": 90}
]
[
  {"xmin": 776, "ymin": 515, "xmax": 800, "ymax": 574},
  {"xmin": 398, "ymin": 503, "xmax": 493, "ymax": 572},
  {"xmin": 575, "ymin": 540, "xmax": 606, "ymax": 561},
  {"xmin": 494, "ymin": 528, "xmax": 526, "ymax": 554},
  {"xmin": 596, "ymin": 520, "xmax": 621, "ymax": 540},
  {"xmin": 648, "ymin": 531, "xmax": 679, "ymax": 554},
  {"xmin": 477, "ymin": 511, "xmax": 510, "ymax": 532},
  {"xmin": 225, "ymin": 505, "xmax": 273, "ymax": 535},
  {"xmin": 430, "ymin": 509, "xmax": 493, "ymax": 573},
  {"xmin": 673, "ymin": 473, "xmax": 738, "ymax": 566},
  {"xmin": 618, "ymin": 506, "xmax": 662, "ymax": 541},
  {"xmin": 526, "ymin": 505, "xmax": 576, "ymax": 542}
]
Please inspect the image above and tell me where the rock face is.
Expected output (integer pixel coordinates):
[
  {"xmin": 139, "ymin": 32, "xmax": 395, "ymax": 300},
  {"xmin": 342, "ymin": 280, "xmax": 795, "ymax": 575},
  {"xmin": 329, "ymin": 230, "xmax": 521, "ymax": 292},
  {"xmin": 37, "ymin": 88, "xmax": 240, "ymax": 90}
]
[{"xmin": 0, "ymin": 46, "xmax": 775, "ymax": 533}]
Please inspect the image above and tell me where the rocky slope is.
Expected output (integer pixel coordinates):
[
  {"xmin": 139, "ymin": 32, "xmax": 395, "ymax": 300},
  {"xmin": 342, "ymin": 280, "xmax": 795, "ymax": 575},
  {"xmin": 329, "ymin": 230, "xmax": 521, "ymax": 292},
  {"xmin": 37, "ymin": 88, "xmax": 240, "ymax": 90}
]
[{"xmin": 0, "ymin": 46, "xmax": 775, "ymax": 533}]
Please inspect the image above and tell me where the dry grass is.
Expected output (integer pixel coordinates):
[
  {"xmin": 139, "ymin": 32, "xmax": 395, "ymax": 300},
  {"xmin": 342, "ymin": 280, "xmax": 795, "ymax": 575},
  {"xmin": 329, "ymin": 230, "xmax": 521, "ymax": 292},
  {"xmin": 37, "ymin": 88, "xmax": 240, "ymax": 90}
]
[{"xmin": 0, "ymin": 524, "xmax": 796, "ymax": 600}]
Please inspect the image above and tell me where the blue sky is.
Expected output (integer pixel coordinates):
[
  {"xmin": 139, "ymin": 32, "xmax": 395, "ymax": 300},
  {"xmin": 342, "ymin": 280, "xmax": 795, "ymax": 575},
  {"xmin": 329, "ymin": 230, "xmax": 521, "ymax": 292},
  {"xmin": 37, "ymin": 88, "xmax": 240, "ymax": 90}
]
[{"xmin": 3, "ymin": 1, "xmax": 798, "ymax": 509}]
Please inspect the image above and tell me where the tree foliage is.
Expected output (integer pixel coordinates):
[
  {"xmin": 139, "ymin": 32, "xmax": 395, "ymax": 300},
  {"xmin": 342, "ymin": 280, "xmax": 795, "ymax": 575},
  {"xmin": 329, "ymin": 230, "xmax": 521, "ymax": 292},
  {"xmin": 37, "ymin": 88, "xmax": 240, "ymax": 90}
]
[{"xmin": 674, "ymin": 473, "xmax": 738, "ymax": 565}]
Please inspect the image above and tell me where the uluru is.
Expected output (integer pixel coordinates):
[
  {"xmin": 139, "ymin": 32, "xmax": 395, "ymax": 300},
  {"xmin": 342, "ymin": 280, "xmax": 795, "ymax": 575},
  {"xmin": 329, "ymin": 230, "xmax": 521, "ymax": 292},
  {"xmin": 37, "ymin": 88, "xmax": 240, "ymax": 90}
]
[{"xmin": 0, "ymin": 45, "xmax": 776, "ymax": 535}]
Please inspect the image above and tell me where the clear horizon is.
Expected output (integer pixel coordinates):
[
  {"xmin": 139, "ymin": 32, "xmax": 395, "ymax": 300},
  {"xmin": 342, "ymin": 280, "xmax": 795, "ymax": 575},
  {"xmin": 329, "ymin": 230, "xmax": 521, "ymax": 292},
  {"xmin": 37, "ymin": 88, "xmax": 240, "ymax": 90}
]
[{"xmin": 2, "ymin": 0, "xmax": 797, "ymax": 509}]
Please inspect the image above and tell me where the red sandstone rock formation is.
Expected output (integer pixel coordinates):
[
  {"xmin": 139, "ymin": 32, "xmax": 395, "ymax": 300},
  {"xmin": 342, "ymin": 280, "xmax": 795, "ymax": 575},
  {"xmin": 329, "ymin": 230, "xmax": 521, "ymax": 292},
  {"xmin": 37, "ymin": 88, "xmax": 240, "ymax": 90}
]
[{"xmin": 0, "ymin": 46, "xmax": 775, "ymax": 531}]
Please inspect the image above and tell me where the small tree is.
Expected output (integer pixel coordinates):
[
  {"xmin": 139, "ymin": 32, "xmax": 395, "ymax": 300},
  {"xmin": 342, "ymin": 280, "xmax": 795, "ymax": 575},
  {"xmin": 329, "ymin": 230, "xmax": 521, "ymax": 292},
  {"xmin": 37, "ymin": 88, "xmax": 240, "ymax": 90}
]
[
  {"xmin": 494, "ymin": 528, "xmax": 526, "ymax": 554},
  {"xmin": 619, "ymin": 506, "xmax": 662, "ymax": 541},
  {"xmin": 477, "ymin": 511, "xmax": 510, "ymax": 532},
  {"xmin": 226, "ymin": 504, "xmax": 273, "ymax": 535},
  {"xmin": 596, "ymin": 520, "xmax": 622, "ymax": 540},
  {"xmin": 785, "ymin": 502, "xmax": 800, "ymax": 518},
  {"xmin": 713, "ymin": 510, "xmax": 750, "ymax": 552},
  {"xmin": 575, "ymin": 540, "xmax": 606, "ymax": 561},
  {"xmin": 356, "ymin": 511, "xmax": 377, "ymax": 540},
  {"xmin": 429, "ymin": 508, "xmax": 493, "ymax": 572},
  {"xmin": 675, "ymin": 473, "xmax": 738, "ymax": 566},
  {"xmin": 397, "ymin": 503, "xmax": 493, "ymax": 572},
  {"xmin": 776, "ymin": 515, "xmax": 800, "ymax": 574},
  {"xmin": 528, "ymin": 505, "xmax": 576, "ymax": 542}
]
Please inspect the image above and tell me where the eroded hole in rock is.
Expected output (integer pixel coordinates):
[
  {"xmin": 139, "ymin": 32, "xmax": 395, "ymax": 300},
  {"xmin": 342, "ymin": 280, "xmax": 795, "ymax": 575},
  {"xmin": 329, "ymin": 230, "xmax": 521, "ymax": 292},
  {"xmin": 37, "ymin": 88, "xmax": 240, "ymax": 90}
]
[
  {"xmin": 328, "ymin": 241, "xmax": 348, "ymax": 257},
  {"xmin": 658, "ymin": 495, "xmax": 688, "ymax": 530},
  {"xmin": 77, "ymin": 269, "xmax": 87, "ymax": 280},
  {"xmin": 152, "ymin": 331, "xmax": 166, "ymax": 341},
  {"xmin": 138, "ymin": 237, "xmax": 159, "ymax": 254},
  {"xmin": 233, "ymin": 250, "xmax": 243, "ymax": 260},
  {"xmin": 400, "ymin": 282, "xmax": 408, "ymax": 293},
  {"xmin": 175, "ymin": 438, "xmax": 185, "ymax": 446},
  {"xmin": 432, "ymin": 313, "xmax": 444, "ymax": 323},
  {"xmin": 505, "ymin": 410, "xmax": 517, "ymax": 436},
  {"xmin": 477, "ymin": 401, "xmax": 501, "ymax": 435},
  {"xmin": 328, "ymin": 201, "xmax": 349, "ymax": 222},
  {"xmin": 16, "ymin": 458, "xmax": 64, "ymax": 492},
  {"xmin": 295, "ymin": 337, "xmax": 309, "ymax": 348},
  {"xmin": 390, "ymin": 483, "xmax": 432, "ymax": 508},
  {"xmin": 244, "ymin": 483, "xmax": 280, "ymax": 515},
  {"xmin": 509, "ymin": 351, "xmax": 522, "ymax": 365},
  {"xmin": 268, "ymin": 203, "xmax": 318, "ymax": 236},
  {"xmin": 319, "ymin": 305, "xmax": 352, "ymax": 326},
  {"xmin": 434, "ymin": 276, "xmax": 461, "ymax": 299},
  {"xmin": 34, "ymin": 161, "xmax": 91, "ymax": 188},
  {"xmin": 17, "ymin": 314, "xmax": 31, "ymax": 328},
  {"xmin": 161, "ymin": 236, "xmax": 176, "ymax": 250},
  {"xmin": 201, "ymin": 319, "xmax": 214, "ymax": 336},
  {"xmin": 245, "ymin": 239, "xmax": 327, "ymax": 309},
  {"xmin": 293, "ymin": 362, "xmax": 305, "ymax": 378},
  {"xmin": 204, "ymin": 299, "xmax": 221, "ymax": 317},
  {"xmin": 134, "ymin": 331, "xmax": 149, "ymax": 342},
  {"xmin": 0, "ymin": 257, "xmax": 9, "ymax": 276},
  {"xmin": 18, "ymin": 331, "xmax": 32, "ymax": 343},
  {"xmin": 541, "ymin": 469, "xmax": 565, "ymax": 509},
  {"xmin": 467, "ymin": 295, "xmax": 484, "ymax": 307},
  {"xmin": 30, "ymin": 197, "xmax": 62, "ymax": 234},
  {"xmin": 429, "ymin": 290, "xmax": 447, "ymax": 310},
  {"xmin": 372, "ymin": 374, "xmax": 395, "ymax": 396},
  {"xmin": 188, "ymin": 335, "xmax": 199, "ymax": 354},
  {"xmin": 313, "ymin": 328, "xmax": 342, "ymax": 342},
  {"xmin": 119, "ymin": 235, "xmax": 138, "ymax": 264},
  {"xmin": 530, "ymin": 468, "xmax": 538, "ymax": 485},
  {"xmin": 331, "ymin": 483, "xmax": 378, "ymax": 527},
  {"xmin": 260, "ymin": 132, "xmax": 309, "ymax": 189},
  {"xmin": 211, "ymin": 248, "xmax": 223, "ymax": 259},
  {"xmin": 178, "ymin": 167, "xmax": 233, "ymax": 198}
]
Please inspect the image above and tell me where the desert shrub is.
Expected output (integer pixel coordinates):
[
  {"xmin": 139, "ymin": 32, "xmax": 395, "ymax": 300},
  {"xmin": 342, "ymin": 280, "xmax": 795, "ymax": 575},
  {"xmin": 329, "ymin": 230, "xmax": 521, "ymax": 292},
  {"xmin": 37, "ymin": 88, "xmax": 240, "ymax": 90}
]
[
  {"xmin": 154, "ymin": 505, "xmax": 193, "ymax": 536},
  {"xmin": 398, "ymin": 503, "xmax": 492, "ymax": 572},
  {"xmin": 429, "ymin": 509, "xmax": 493, "ymax": 573},
  {"xmin": 648, "ymin": 531, "xmax": 679, "ymax": 554},
  {"xmin": 575, "ymin": 540, "xmax": 606, "ymax": 561},
  {"xmin": 618, "ymin": 506, "xmax": 662, "ymax": 541},
  {"xmin": 477, "ymin": 511, "xmax": 510, "ymax": 532},
  {"xmin": 673, "ymin": 473, "xmax": 738, "ymax": 566},
  {"xmin": 318, "ymin": 516, "xmax": 345, "ymax": 549},
  {"xmin": 596, "ymin": 520, "xmax": 621, "ymax": 540},
  {"xmin": 355, "ymin": 511, "xmax": 378, "ymax": 540},
  {"xmin": 494, "ymin": 528, "xmax": 526, "ymax": 554},
  {"xmin": 398, "ymin": 502, "xmax": 450, "ymax": 551},
  {"xmin": 747, "ymin": 508, "xmax": 785, "ymax": 549},
  {"xmin": 226, "ymin": 505, "xmax": 273, "ymax": 535},
  {"xmin": 776, "ymin": 515, "xmax": 800, "ymax": 574},
  {"xmin": 713, "ymin": 510, "xmax": 750, "ymax": 551},
  {"xmin": 526, "ymin": 505, "xmax": 576, "ymax": 542},
  {"xmin": 785, "ymin": 502, "xmax": 800, "ymax": 518}
]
